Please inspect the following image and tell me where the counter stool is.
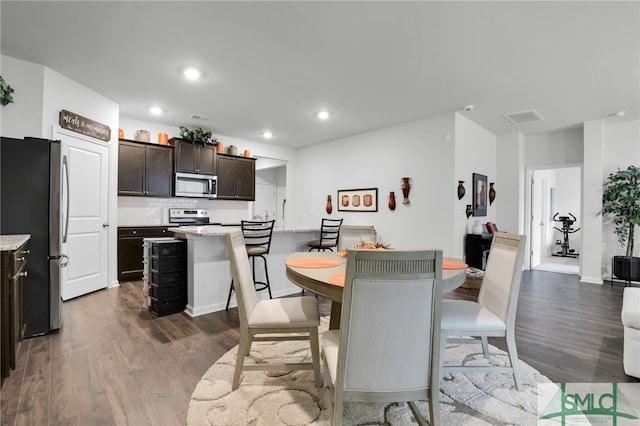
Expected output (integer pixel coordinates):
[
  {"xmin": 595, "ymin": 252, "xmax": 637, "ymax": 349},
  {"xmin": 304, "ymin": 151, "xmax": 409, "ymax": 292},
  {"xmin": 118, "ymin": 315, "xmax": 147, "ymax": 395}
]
[
  {"xmin": 226, "ymin": 220, "xmax": 275, "ymax": 310},
  {"xmin": 308, "ymin": 218, "xmax": 343, "ymax": 252}
]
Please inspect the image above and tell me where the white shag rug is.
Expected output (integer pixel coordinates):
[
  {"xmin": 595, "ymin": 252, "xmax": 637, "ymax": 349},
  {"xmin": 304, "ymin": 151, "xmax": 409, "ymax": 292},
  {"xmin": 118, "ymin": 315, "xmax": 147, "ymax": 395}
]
[{"xmin": 188, "ymin": 323, "xmax": 551, "ymax": 425}]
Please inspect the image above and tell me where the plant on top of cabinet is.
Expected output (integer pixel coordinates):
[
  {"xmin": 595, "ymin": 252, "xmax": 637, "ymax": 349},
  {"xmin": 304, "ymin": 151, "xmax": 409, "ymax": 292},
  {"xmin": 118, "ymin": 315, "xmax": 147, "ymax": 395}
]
[{"xmin": 179, "ymin": 126, "xmax": 217, "ymax": 145}]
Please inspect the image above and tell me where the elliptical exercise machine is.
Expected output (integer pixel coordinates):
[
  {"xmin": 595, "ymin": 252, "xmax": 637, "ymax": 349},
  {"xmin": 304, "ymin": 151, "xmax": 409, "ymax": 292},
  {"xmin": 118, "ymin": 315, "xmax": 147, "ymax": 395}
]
[{"xmin": 552, "ymin": 212, "xmax": 579, "ymax": 258}]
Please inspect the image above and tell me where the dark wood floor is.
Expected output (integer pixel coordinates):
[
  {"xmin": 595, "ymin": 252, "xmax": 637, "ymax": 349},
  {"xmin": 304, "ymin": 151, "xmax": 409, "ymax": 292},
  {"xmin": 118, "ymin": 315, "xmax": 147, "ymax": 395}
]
[{"xmin": 1, "ymin": 270, "xmax": 637, "ymax": 425}]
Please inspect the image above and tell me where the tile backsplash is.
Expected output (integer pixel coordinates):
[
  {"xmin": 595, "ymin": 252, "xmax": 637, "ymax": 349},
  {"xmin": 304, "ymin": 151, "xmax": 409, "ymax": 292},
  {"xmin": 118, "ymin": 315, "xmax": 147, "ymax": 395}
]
[{"xmin": 117, "ymin": 197, "xmax": 250, "ymax": 226}]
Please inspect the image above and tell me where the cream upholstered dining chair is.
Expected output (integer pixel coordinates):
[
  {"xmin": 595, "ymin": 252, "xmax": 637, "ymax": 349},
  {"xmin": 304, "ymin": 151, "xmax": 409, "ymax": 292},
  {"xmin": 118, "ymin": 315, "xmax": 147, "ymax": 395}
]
[
  {"xmin": 337, "ymin": 225, "xmax": 375, "ymax": 251},
  {"xmin": 440, "ymin": 232, "xmax": 526, "ymax": 391},
  {"xmin": 308, "ymin": 218, "xmax": 343, "ymax": 251},
  {"xmin": 321, "ymin": 249, "xmax": 443, "ymax": 426},
  {"xmin": 225, "ymin": 230, "xmax": 322, "ymax": 390}
]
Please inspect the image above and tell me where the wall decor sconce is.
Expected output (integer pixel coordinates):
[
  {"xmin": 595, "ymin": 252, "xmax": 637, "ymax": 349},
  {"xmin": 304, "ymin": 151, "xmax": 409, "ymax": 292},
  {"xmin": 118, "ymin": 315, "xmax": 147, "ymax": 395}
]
[
  {"xmin": 457, "ymin": 181, "xmax": 465, "ymax": 200},
  {"xmin": 489, "ymin": 182, "xmax": 496, "ymax": 205},
  {"xmin": 466, "ymin": 204, "xmax": 473, "ymax": 218},
  {"xmin": 388, "ymin": 191, "xmax": 396, "ymax": 210},
  {"xmin": 325, "ymin": 195, "xmax": 333, "ymax": 214},
  {"xmin": 401, "ymin": 177, "xmax": 411, "ymax": 204}
]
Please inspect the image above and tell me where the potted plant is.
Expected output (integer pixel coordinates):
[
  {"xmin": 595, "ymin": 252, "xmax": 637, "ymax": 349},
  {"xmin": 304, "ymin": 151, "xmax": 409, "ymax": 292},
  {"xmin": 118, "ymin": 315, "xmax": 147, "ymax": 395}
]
[
  {"xmin": 179, "ymin": 126, "xmax": 217, "ymax": 145},
  {"xmin": 0, "ymin": 75, "xmax": 15, "ymax": 106},
  {"xmin": 602, "ymin": 165, "xmax": 640, "ymax": 283}
]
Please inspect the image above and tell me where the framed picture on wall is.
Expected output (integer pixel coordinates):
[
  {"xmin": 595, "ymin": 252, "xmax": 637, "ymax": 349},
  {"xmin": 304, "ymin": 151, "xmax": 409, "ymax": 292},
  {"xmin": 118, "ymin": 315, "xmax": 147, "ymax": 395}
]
[
  {"xmin": 473, "ymin": 173, "xmax": 487, "ymax": 217},
  {"xmin": 337, "ymin": 188, "xmax": 378, "ymax": 212}
]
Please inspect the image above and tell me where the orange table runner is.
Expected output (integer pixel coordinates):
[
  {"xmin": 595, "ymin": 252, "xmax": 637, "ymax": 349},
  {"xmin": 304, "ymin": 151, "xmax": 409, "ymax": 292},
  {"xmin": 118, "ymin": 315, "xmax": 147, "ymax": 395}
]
[
  {"xmin": 286, "ymin": 258, "xmax": 341, "ymax": 268},
  {"xmin": 443, "ymin": 259, "xmax": 468, "ymax": 269},
  {"xmin": 328, "ymin": 273, "xmax": 345, "ymax": 287}
]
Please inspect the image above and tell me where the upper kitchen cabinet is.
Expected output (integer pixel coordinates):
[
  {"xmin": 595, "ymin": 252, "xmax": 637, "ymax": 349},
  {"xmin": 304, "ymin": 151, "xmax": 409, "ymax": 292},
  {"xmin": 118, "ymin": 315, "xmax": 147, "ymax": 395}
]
[
  {"xmin": 118, "ymin": 140, "xmax": 173, "ymax": 197},
  {"xmin": 170, "ymin": 138, "xmax": 217, "ymax": 175},
  {"xmin": 216, "ymin": 154, "xmax": 256, "ymax": 200}
]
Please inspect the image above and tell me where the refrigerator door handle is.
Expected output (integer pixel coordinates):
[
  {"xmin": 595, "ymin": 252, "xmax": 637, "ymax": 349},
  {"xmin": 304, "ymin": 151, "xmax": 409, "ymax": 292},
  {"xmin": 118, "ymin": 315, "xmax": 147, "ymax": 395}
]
[{"xmin": 62, "ymin": 154, "xmax": 70, "ymax": 243}]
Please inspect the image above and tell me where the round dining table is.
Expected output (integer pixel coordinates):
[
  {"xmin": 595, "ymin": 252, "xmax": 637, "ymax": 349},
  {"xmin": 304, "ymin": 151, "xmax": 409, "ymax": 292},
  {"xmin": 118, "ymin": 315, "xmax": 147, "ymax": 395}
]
[{"xmin": 285, "ymin": 251, "xmax": 468, "ymax": 330}]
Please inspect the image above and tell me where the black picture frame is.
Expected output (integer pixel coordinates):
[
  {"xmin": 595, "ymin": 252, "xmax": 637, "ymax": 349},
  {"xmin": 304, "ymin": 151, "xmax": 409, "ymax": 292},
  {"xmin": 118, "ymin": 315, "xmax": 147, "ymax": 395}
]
[
  {"xmin": 473, "ymin": 173, "xmax": 487, "ymax": 217},
  {"xmin": 337, "ymin": 188, "xmax": 378, "ymax": 212}
]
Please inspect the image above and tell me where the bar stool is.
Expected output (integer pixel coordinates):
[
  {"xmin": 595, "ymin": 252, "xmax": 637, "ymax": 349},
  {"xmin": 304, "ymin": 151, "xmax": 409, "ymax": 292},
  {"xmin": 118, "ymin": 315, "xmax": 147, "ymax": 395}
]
[
  {"xmin": 308, "ymin": 218, "xmax": 343, "ymax": 252},
  {"xmin": 226, "ymin": 220, "xmax": 275, "ymax": 310}
]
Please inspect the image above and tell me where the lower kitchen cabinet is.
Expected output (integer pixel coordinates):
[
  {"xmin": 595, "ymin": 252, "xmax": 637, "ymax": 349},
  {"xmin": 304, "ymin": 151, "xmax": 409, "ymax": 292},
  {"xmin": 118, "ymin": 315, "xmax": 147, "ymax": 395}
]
[
  {"xmin": 216, "ymin": 154, "xmax": 256, "ymax": 200},
  {"xmin": 1, "ymin": 240, "xmax": 28, "ymax": 386},
  {"xmin": 118, "ymin": 227, "xmax": 171, "ymax": 281}
]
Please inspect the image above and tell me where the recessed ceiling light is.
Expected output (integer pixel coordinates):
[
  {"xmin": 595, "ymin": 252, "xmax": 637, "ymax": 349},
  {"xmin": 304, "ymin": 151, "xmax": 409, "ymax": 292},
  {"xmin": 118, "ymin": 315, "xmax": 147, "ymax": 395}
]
[
  {"xmin": 183, "ymin": 68, "xmax": 201, "ymax": 80},
  {"xmin": 616, "ymin": 110, "xmax": 627, "ymax": 117},
  {"xmin": 262, "ymin": 130, "xmax": 273, "ymax": 139},
  {"xmin": 317, "ymin": 111, "xmax": 330, "ymax": 120},
  {"xmin": 150, "ymin": 106, "xmax": 163, "ymax": 115}
]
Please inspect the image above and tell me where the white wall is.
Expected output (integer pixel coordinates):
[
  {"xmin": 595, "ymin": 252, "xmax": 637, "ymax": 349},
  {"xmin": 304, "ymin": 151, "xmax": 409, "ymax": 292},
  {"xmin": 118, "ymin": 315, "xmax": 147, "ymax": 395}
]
[
  {"xmin": 525, "ymin": 127, "xmax": 584, "ymax": 167},
  {"xmin": 0, "ymin": 55, "xmax": 44, "ymax": 137},
  {"xmin": 602, "ymin": 120, "xmax": 640, "ymax": 279},
  {"xmin": 1, "ymin": 55, "xmax": 121, "ymax": 288},
  {"xmin": 453, "ymin": 113, "xmax": 497, "ymax": 257},
  {"xmin": 288, "ymin": 113, "xmax": 466, "ymax": 256},
  {"xmin": 496, "ymin": 132, "xmax": 525, "ymax": 235}
]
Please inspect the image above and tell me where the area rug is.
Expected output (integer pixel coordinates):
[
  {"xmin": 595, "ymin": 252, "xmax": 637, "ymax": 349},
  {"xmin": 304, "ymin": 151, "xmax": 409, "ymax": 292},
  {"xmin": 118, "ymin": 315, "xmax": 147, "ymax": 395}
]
[{"xmin": 188, "ymin": 322, "xmax": 551, "ymax": 425}]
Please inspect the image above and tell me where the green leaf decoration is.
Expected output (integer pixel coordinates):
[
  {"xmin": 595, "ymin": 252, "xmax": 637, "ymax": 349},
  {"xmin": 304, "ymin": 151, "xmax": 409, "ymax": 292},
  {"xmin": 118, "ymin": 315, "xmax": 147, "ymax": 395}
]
[{"xmin": 602, "ymin": 164, "xmax": 640, "ymax": 257}]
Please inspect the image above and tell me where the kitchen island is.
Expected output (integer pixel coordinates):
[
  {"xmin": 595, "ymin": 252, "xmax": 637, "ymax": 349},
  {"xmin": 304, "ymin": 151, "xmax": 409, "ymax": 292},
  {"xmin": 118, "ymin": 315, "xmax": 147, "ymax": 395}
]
[{"xmin": 169, "ymin": 225, "xmax": 319, "ymax": 317}]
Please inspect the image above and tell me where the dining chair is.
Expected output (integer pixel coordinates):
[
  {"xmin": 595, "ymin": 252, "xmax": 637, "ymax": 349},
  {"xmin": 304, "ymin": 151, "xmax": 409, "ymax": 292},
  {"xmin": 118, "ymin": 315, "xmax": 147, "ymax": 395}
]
[
  {"xmin": 225, "ymin": 230, "xmax": 322, "ymax": 390},
  {"xmin": 336, "ymin": 225, "xmax": 375, "ymax": 251},
  {"xmin": 321, "ymin": 249, "xmax": 443, "ymax": 426},
  {"xmin": 308, "ymin": 218, "xmax": 343, "ymax": 251},
  {"xmin": 440, "ymin": 232, "xmax": 526, "ymax": 391},
  {"xmin": 225, "ymin": 219, "xmax": 275, "ymax": 310}
]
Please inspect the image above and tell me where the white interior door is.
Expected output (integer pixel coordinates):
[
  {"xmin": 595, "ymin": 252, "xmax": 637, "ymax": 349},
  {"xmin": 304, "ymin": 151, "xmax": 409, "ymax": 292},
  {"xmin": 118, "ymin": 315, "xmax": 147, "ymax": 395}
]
[
  {"xmin": 530, "ymin": 174, "xmax": 542, "ymax": 268},
  {"xmin": 59, "ymin": 131, "xmax": 109, "ymax": 300}
]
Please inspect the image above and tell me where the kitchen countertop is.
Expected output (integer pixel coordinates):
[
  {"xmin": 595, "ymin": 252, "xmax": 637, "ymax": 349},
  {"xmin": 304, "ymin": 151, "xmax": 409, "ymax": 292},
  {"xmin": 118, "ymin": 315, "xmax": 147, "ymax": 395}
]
[
  {"xmin": 168, "ymin": 225, "xmax": 319, "ymax": 237},
  {"xmin": 0, "ymin": 234, "xmax": 31, "ymax": 251}
]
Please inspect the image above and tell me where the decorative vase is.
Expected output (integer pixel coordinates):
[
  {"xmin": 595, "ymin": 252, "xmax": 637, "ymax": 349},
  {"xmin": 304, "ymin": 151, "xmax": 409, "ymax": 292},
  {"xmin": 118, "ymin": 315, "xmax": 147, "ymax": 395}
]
[
  {"xmin": 325, "ymin": 195, "xmax": 333, "ymax": 214},
  {"xmin": 216, "ymin": 141, "xmax": 223, "ymax": 153},
  {"xmin": 389, "ymin": 192, "xmax": 396, "ymax": 211},
  {"xmin": 457, "ymin": 181, "xmax": 466, "ymax": 200},
  {"xmin": 401, "ymin": 177, "xmax": 411, "ymax": 204},
  {"xmin": 466, "ymin": 204, "xmax": 473, "ymax": 218},
  {"xmin": 489, "ymin": 182, "xmax": 496, "ymax": 205},
  {"xmin": 134, "ymin": 129, "xmax": 150, "ymax": 142},
  {"xmin": 158, "ymin": 132, "xmax": 169, "ymax": 145},
  {"xmin": 227, "ymin": 145, "xmax": 238, "ymax": 155}
]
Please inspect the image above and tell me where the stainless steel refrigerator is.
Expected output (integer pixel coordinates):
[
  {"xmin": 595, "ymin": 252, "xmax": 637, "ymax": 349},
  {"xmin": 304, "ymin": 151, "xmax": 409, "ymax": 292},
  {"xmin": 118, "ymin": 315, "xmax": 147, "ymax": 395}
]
[{"xmin": 1, "ymin": 137, "xmax": 67, "ymax": 337}]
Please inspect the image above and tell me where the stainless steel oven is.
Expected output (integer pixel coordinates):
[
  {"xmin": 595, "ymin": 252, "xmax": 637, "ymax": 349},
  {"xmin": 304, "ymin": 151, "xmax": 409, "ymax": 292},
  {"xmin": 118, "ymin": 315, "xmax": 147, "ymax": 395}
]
[
  {"xmin": 168, "ymin": 209, "xmax": 213, "ymax": 226},
  {"xmin": 174, "ymin": 172, "xmax": 217, "ymax": 198}
]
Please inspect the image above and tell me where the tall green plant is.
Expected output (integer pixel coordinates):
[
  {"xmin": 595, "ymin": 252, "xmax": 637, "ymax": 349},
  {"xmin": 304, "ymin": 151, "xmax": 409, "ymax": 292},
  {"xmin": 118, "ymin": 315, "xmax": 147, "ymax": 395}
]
[{"xmin": 602, "ymin": 165, "xmax": 640, "ymax": 258}]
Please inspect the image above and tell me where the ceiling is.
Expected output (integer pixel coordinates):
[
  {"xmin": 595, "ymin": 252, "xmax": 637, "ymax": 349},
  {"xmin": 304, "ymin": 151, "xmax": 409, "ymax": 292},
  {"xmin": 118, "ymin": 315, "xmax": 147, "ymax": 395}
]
[{"xmin": 1, "ymin": 1, "xmax": 638, "ymax": 149}]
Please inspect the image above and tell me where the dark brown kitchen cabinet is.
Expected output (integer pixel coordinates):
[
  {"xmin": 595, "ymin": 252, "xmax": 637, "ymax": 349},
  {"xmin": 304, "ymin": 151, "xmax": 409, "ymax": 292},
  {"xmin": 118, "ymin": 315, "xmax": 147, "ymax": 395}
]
[
  {"xmin": 118, "ymin": 227, "xmax": 171, "ymax": 281},
  {"xmin": 216, "ymin": 154, "xmax": 256, "ymax": 200},
  {"xmin": 118, "ymin": 140, "xmax": 173, "ymax": 197},
  {"xmin": 170, "ymin": 138, "xmax": 217, "ymax": 175},
  {"xmin": 1, "ymin": 241, "xmax": 28, "ymax": 386}
]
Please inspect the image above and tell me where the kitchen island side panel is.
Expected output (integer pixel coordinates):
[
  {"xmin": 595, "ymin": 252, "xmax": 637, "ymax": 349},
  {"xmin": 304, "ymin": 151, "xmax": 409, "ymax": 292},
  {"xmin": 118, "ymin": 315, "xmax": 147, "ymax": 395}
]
[{"xmin": 175, "ymin": 228, "xmax": 318, "ymax": 317}]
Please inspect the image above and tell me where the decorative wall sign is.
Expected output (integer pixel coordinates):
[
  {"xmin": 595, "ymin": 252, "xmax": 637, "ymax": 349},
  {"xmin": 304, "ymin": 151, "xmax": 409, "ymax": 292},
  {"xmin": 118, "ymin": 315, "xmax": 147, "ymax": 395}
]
[
  {"xmin": 59, "ymin": 109, "xmax": 111, "ymax": 142},
  {"xmin": 473, "ymin": 173, "xmax": 487, "ymax": 217},
  {"xmin": 337, "ymin": 188, "xmax": 378, "ymax": 212}
]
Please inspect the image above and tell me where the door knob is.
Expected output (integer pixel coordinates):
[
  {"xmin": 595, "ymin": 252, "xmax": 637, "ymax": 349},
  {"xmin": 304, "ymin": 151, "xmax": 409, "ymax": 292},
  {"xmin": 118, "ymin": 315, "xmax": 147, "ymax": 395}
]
[{"xmin": 103, "ymin": 223, "xmax": 110, "ymax": 228}]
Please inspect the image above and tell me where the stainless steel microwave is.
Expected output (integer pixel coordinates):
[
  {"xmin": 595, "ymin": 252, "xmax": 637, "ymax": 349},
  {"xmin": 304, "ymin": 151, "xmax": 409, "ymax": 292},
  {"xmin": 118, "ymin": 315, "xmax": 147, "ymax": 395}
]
[{"xmin": 174, "ymin": 172, "xmax": 217, "ymax": 198}]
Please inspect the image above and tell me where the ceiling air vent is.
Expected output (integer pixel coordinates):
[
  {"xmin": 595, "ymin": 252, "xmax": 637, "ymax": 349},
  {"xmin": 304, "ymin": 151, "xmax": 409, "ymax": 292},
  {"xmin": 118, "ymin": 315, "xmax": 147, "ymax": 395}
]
[
  {"xmin": 190, "ymin": 114, "xmax": 211, "ymax": 121},
  {"xmin": 502, "ymin": 109, "xmax": 544, "ymax": 125}
]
